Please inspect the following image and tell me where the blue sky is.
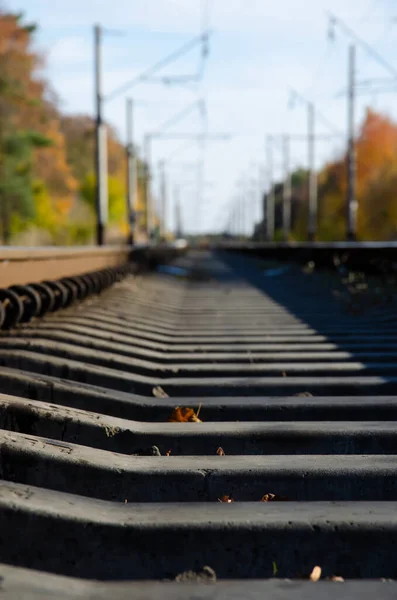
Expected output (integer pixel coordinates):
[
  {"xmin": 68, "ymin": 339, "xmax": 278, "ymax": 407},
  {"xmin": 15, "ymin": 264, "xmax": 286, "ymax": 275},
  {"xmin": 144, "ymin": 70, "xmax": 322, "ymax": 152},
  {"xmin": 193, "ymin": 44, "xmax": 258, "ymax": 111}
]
[{"xmin": 5, "ymin": 0, "xmax": 397, "ymax": 233}]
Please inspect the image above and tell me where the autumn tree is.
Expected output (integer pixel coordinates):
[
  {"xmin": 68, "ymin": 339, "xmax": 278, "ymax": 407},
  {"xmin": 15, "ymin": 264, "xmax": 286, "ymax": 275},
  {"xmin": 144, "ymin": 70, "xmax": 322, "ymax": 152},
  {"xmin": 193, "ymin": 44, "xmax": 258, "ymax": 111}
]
[
  {"xmin": 0, "ymin": 12, "xmax": 42, "ymax": 241},
  {"xmin": 316, "ymin": 109, "xmax": 397, "ymax": 240},
  {"xmin": 0, "ymin": 130, "xmax": 52, "ymax": 242},
  {"xmin": 61, "ymin": 116, "xmax": 149, "ymax": 241},
  {"xmin": 260, "ymin": 109, "xmax": 397, "ymax": 242},
  {"xmin": 0, "ymin": 11, "xmax": 155, "ymax": 245},
  {"xmin": 0, "ymin": 10, "xmax": 78, "ymax": 244}
]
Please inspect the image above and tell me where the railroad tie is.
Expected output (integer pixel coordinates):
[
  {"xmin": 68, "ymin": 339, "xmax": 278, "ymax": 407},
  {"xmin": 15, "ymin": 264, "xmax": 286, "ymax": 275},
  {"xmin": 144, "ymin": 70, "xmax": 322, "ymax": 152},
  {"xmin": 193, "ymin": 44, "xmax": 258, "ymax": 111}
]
[{"xmin": 0, "ymin": 248, "xmax": 396, "ymax": 598}]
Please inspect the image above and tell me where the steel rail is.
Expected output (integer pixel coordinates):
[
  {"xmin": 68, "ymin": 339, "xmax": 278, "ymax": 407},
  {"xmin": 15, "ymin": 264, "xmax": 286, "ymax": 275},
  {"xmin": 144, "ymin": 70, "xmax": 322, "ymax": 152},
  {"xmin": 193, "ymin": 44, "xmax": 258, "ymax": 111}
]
[{"xmin": 0, "ymin": 245, "xmax": 396, "ymax": 597}]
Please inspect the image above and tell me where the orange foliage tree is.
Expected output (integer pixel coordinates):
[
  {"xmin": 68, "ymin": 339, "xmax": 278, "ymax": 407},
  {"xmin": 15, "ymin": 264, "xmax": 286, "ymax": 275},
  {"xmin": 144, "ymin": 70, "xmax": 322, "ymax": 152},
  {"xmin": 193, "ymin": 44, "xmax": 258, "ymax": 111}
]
[
  {"xmin": 287, "ymin": 109, "xmax": 397, "ymax": 241},
  {"xmin": 316, "ymin": 109, "xmax": 397, "ymax": 240}
]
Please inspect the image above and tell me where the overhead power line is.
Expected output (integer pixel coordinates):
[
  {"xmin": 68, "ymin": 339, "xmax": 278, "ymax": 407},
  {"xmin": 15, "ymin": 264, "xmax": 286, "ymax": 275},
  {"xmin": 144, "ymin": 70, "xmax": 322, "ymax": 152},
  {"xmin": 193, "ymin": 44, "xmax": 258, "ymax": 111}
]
[
  {"xmin": 289, "ymin": 88, "xmax": 343, "ymax": 136},
  {"xmin": 105, "ymin": 30, "xmax": 213, "ymax": 102},
  {"xmin": 153, "ymin": 100, "xmax": 204, "ymax": 135},
  {"xmin": 327, "ymin": 11, "xmax": 397, "ymax": 79}
]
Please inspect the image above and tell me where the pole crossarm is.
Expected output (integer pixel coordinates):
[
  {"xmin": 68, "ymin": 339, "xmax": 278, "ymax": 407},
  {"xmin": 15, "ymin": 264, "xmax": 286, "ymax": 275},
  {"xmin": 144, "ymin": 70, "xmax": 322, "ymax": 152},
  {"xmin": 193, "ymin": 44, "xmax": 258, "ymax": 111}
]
[
  {"xmin": 164, "ymin": 162, "xmax": 203, "ymax": 169},
  {"xmin": 141, "ymin": 74, "xmax": 204, "ymax": 84},
  {"xmin": 147, "ymin": 133, "xmax": 231, "ymax": 141},
  {"xmin": 270, "ymin": 133, "xmax": 342, "ymax": 142}
]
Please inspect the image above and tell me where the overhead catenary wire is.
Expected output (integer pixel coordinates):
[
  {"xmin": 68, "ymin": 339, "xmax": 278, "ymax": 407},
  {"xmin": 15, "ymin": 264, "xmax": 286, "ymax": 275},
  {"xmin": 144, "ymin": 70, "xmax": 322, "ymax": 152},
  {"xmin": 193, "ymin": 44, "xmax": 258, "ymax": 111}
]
[
  {"xmin": 105, "ymin": 30, "xmax": 213, "ymax": 102},
  {"xmin": 152, "ymin": 100, "xmax": 204, "ymax": 135},
  {"xmin": 289, "ymin": 88, "xmax": 343, "ymax": 136},
  {"xmin": 327, "ymin": 11, "xmax": 397, "ymax": 80}
]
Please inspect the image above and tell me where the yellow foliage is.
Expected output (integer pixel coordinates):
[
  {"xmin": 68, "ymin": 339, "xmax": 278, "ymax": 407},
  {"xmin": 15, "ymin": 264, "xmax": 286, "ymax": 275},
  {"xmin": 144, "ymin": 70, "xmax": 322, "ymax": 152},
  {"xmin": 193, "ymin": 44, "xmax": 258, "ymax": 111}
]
[
  {"xmin": 80, "ymin": 172, "xmax": 128, "ymax": 231},
  {"xmin": 317, "ymin": 109, "xmax": 397, "ymax": 240},
  {"xmin": 32, "ymin": 180, "xmax": 61, "ymax": 234}
]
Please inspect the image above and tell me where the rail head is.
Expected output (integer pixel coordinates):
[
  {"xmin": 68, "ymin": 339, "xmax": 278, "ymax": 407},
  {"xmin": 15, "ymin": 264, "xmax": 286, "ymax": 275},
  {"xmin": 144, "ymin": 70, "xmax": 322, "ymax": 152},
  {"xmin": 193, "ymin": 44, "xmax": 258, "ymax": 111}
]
[
  {"xmin": 0, "ymin": 242, "xmax": 188, "ymax": 288},
  {"xmin": 0, "ymin": 245, "xmax": 132, "ymax": 288},
  {"xmin": 215, "ymin": 241, "xmax": 397, "ymax": 272},
  {"xmin": 215, "ymin": 241, "xmax": 397, "ymax": 250}
]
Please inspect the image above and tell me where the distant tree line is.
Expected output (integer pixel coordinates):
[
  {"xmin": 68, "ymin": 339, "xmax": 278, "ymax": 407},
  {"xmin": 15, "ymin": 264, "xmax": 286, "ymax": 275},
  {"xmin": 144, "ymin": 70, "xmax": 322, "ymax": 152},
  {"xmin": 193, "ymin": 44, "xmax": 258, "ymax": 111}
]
[{"xmin": 255, "ymin": 109, "xmax": 397, "ymax": 242}]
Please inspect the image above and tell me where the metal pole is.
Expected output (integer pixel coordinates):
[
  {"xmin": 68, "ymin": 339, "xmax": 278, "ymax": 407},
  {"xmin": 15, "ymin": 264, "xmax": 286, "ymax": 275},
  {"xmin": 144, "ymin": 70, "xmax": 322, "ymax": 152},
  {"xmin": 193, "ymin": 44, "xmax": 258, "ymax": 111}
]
[
  {"xmin": 266, "ymin": 135, "xmax": 275, "ymax": 241},
  {"xmin": 249, "ymin": 181, "xmax": 254, "ymax": 239},
  {"xmin": 159, "ymin": 161, "xmax": 166, "ymax": 239},
  {"xmin": 94, "ymin": 24, "xmax": 107, "ymax": 245},
  {"xmin": 239, "ymin": 194, "xmax": 243, "ymax": 238},
  {"xmin": 308, "ymin": 102, "xmax": 317, "ymax": 241},
  {"xmin": 258, "ymin": 165, "xmax": 264, "ymax": 226},
  {"xmin": 283, "ymin": 134, "xmax": 292, "ymax": 241},
  {"xmin": 240, "ymin": 194, "xmax": 244, "ymax": 238},
  {"xmin": 126, "ymin": 98, "xmax": 135, "ymax": 245},
  {"xmin": 178, "ymin": 201, "xmax": 183, "ymax": 238},
  {"xmin": 347, "ymin": 44, "xmax": 357, "ymax": 241},
  {"xmin": 144, "ymin": 135, "xmax": 151, "ymax": 240},
  {"xmin": 174, "ymin": 186, "xmax": 182, "ymax": 238}
]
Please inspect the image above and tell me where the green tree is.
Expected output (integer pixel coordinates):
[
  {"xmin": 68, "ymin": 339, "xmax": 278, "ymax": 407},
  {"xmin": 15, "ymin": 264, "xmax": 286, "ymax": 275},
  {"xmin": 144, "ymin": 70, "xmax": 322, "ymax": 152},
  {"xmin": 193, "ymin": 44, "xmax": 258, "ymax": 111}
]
[{"xmin": 0, "ymin": 130, "xmax": 51, "ymax": 242}]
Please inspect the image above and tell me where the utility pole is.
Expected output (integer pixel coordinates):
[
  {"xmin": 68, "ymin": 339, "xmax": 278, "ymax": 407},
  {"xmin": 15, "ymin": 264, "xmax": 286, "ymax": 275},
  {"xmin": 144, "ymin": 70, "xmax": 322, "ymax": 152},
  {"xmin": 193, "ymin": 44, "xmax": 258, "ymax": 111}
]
[
  {"xmin": 174, "ymin": 186, "xmax": 182, "ymax": 238},
  {"xmin": 126, "ymin": 98, "xmax": 135, "ymax": 245},
  {"xmin": 266, "ymin": 135, "xmax": 275, "ymax": 241},
  {"xmin": 258, "ymin": 165, "xmax": 265, "ymax": 226},
  {"xmin": 159, "ymin": 161, "xmax": 166, "ymax": 239},
  {"xmin": 250, "ymin": 174, "xmax": 258, "ymax": 238},
  {"xmin": 239, "ymin": 192, "xmax": 241, "ymax": 237},
  {"xmin": 234, "ymin": 200, "xmax": 238, "ymax": 238},
  {"xmin": 347, "ymin": 44, "xmax": 357, "ymax": 241},
  {"xmin": 237, "ymin": 199, "xmax": 241, "ymax": 238},
  {"xmin": 308, "ymin": 103, "xmax": 317, "ymax": 241},
  {"xmin": 144, "ymin": 131, "xmax": 228, "ymax": 242},
  {"xmin": 282, "ymin": 135, "xmax": 292, "ymax": 241},
  {"xmin": 94, "ymin": 24, "xmax": 108, "ymax": 246},
  {"xmin": 233, "ymin": 204, "xmax": 238, "ymax": 238},
  {"xmin": 144, "ymin": 135, "xmax": 152, "ymax": 241}
]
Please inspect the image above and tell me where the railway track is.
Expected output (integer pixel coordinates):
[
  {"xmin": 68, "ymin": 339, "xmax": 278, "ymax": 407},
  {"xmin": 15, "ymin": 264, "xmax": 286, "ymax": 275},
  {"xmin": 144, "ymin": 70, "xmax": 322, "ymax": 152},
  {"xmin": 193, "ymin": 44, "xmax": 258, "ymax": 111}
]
[{"xmin": 0, "ymin": 245, "xmax": 396, "ymax": 597}]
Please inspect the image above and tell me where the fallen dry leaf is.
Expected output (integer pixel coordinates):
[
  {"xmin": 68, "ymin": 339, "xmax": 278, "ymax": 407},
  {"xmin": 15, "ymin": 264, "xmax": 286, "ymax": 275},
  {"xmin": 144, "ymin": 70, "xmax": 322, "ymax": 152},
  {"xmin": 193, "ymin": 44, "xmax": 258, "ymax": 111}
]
[
  {"xmin": 282, "ymin": 372, "xmax": 287, "ymax": 377},
  {"xmin": 260, "ymin": 493, "xmax": 289, "ymax": 502},
  {"xmin": 175, "ymin": 566, "xmax": 216, "ymax": 583},
  {"xmin": 295, "ymin": 392, "xmax": 313, "ymax": 397},
  {"xmin": 218, "ymin": 495, "xmax": 234, "ymax": 503},
  {"xmin": 309, "ymin": 566, "xmax": 322, "ymax": 582},
  {"xmin": 135, "ymin": 446, "xmax": 161, "ymax": 456},
  {"xmin": 216, "ymin": 447, "xmax": 225, "ymax": 456},
  {"xmin": 165, "ymin": 449, "xmax": 172, "ymax": 456},
  {"xmin": 152, "ymin": 386, "xmax": 169, "ymax": 398},
  {"xmin": 330, "ymin": 576, "xmax": 344, "ymax": 582},
  {"xmin": 168, "ymin": 407, "xmax": 202, "ymax": 422}
]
